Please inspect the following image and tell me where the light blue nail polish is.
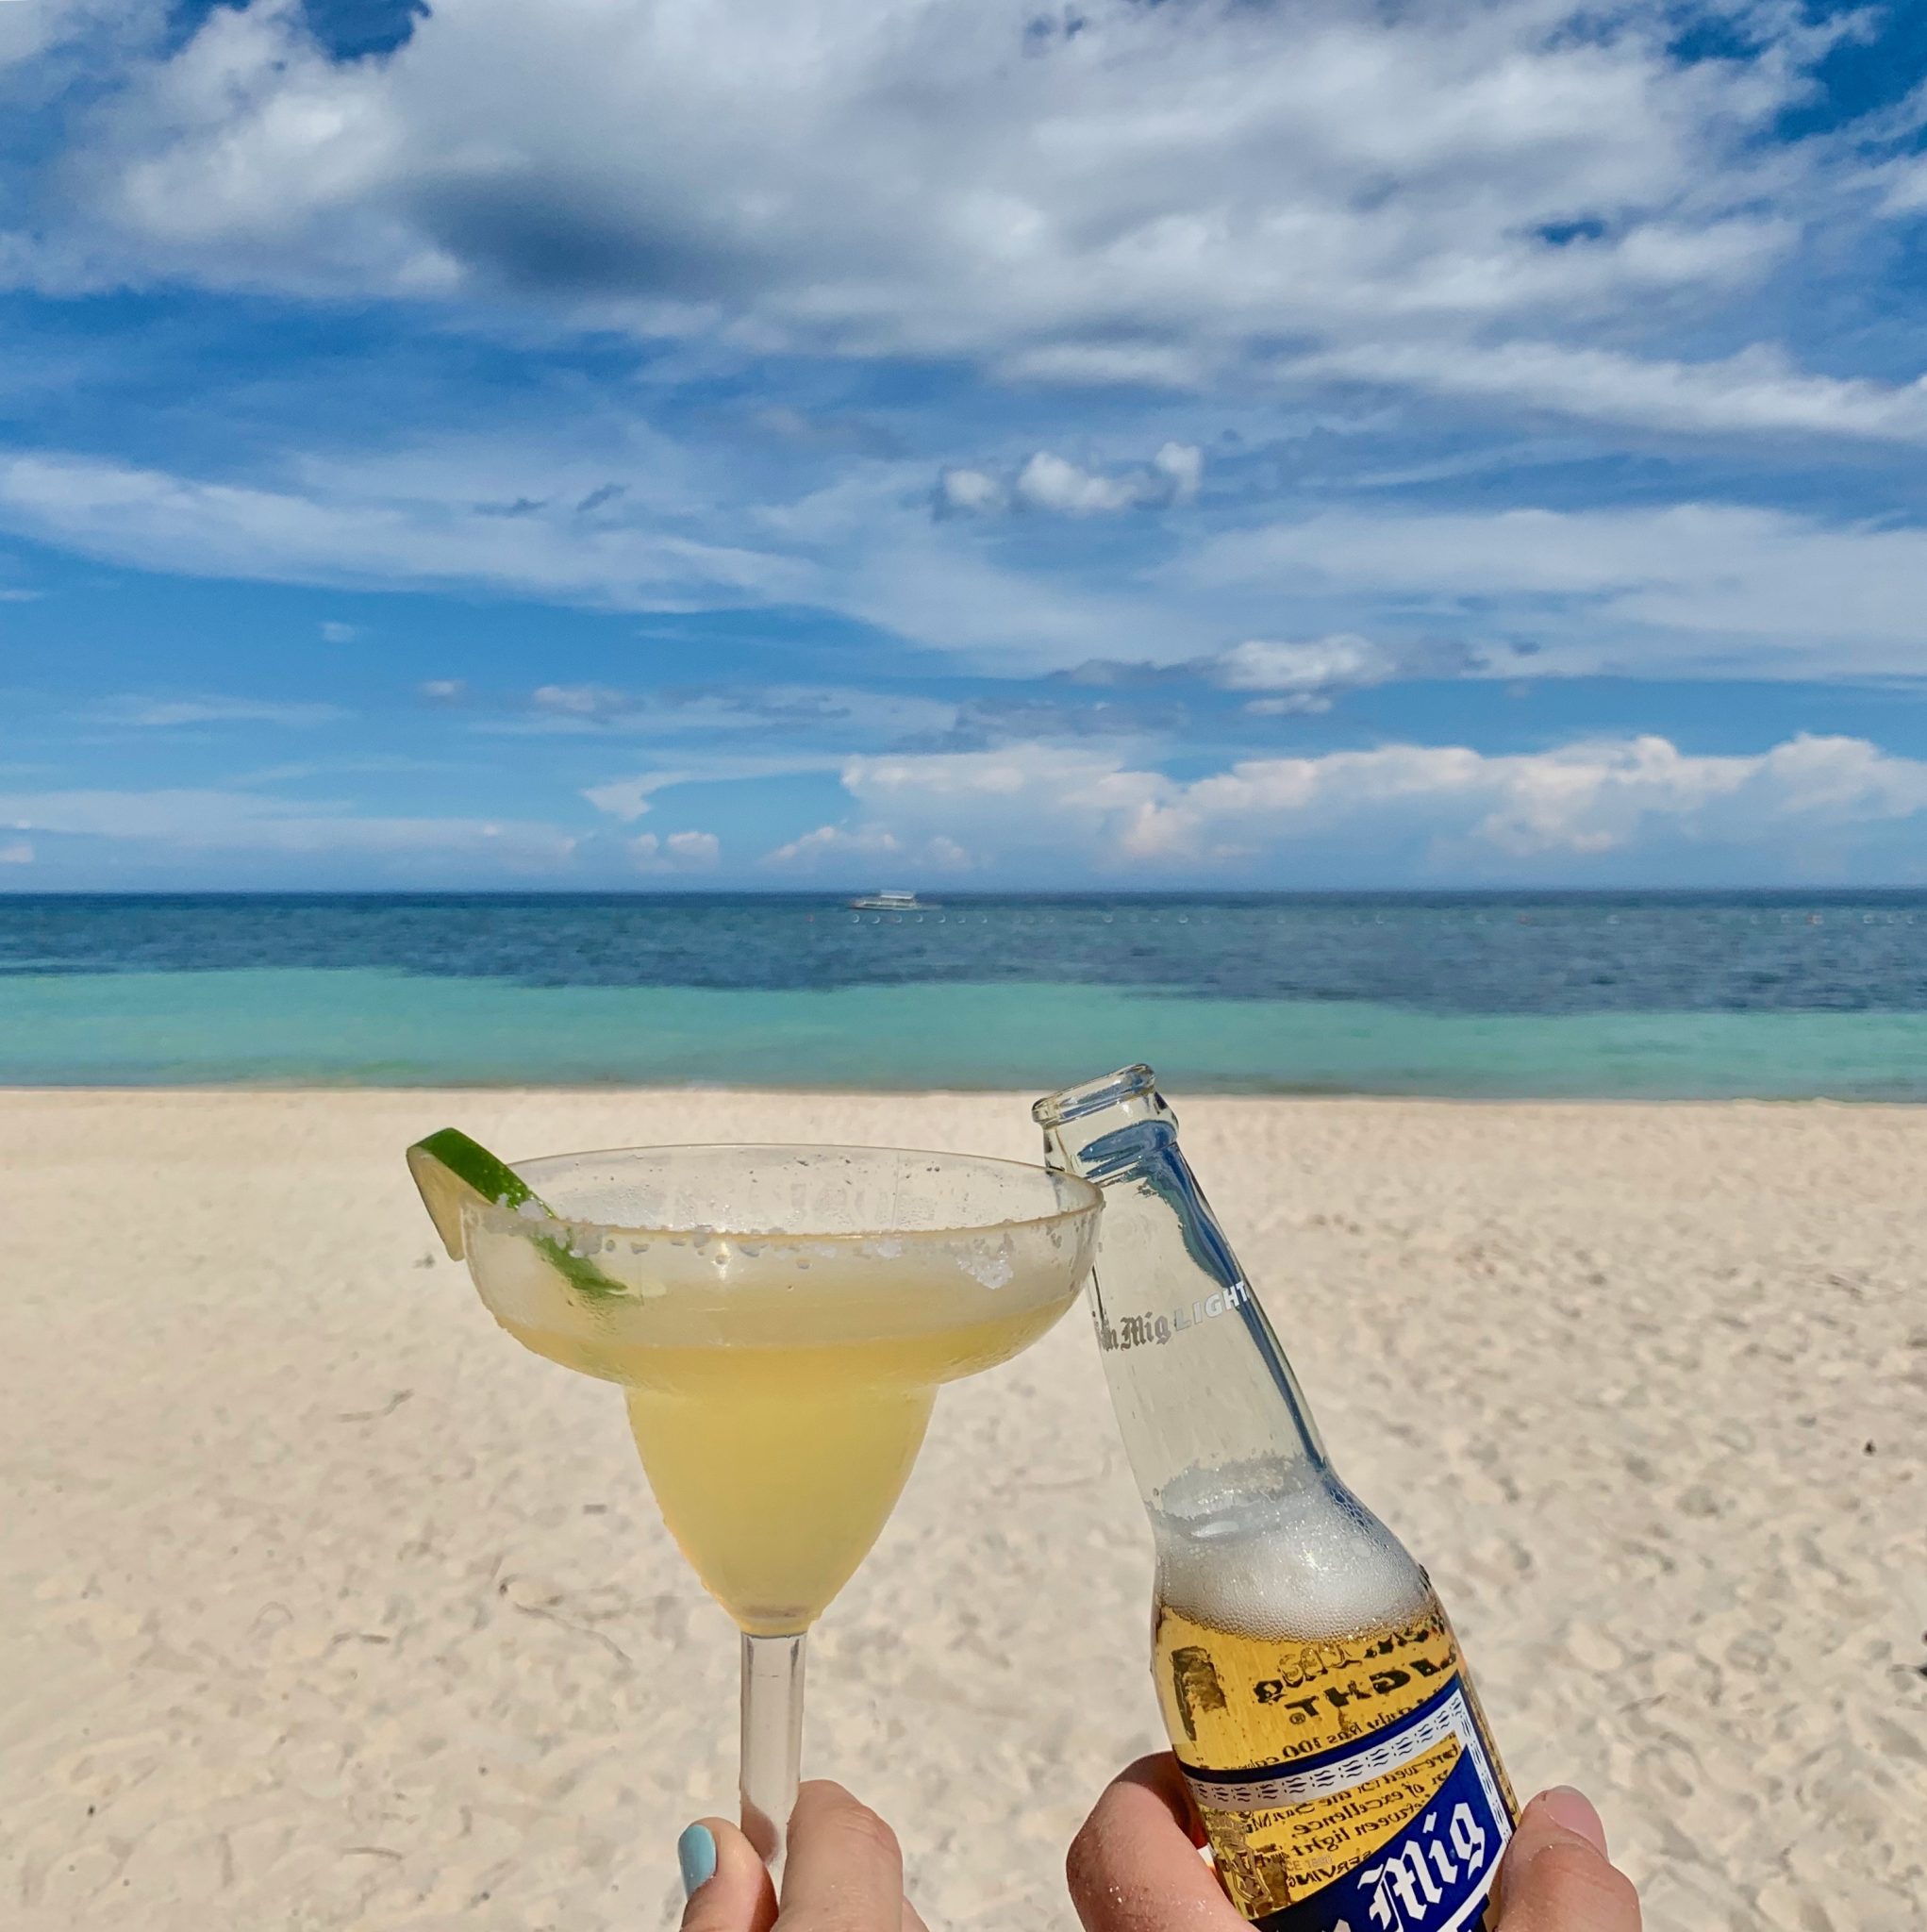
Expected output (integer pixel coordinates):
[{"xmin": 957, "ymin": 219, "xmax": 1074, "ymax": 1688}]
[{"xmin": 677, "ymin": 1823, "xmax": 717, "ymax": 1897}]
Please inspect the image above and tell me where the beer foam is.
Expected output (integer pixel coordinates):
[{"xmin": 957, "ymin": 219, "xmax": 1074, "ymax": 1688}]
[{"xmin": 1151, "ymin": 1457, "xmax": 1431, "ymax": 1641}]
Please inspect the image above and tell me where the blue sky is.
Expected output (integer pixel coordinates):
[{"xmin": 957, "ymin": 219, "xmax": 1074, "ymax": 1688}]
[{"xmin": 3, "ymin": 0, "xmax": 1926, "ymax": 889}]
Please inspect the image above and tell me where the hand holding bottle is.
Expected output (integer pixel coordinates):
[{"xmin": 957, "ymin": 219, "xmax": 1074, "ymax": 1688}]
[
  {"xmin": 673, "ymin": 1767, "xmax": 1640, "ymax": 1932},
  {"xmin": 1036, "ymin": 1069, "xmax": 1518, "ymax": 1924},
  {"xmin": 1066, "ymin": 1757, "xmax": 1641, "ymax": 1932}
]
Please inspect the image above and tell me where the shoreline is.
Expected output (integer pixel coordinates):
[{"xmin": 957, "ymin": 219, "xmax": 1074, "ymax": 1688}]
[
  {"xmin": 3, "ymin": 1081, "xmax": 1927, "ymax": 1112},
  {"xmin": 5, "ymin": 1080, "xmax": 1925, "ymax": 1107}
]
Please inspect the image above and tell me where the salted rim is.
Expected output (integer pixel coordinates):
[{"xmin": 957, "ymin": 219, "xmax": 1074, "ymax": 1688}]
[{"xmin": 466, "ymin": 1141, "xmax": 1104, "ymax": 1247}]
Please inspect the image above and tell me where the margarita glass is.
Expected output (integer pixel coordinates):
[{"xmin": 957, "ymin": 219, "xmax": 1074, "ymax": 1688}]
[{"xmin": 412, "ymin": 1141, "xmax": 1103, "ymax": 1868}]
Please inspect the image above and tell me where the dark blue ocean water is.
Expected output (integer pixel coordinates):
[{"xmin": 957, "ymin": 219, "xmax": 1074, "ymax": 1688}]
[{"xmin": 2, "ymin": 891, "xmax": 1924, "ymax": 1095}]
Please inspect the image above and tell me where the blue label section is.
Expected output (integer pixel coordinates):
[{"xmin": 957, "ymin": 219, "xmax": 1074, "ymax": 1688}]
[{"xmin": 1253, "ymin": 1745, "xmax": 1507, "ymax": 1932}]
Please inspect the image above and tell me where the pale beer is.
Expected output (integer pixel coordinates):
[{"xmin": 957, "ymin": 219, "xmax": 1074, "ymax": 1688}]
[{"xmin": 1037, "ymin": 1067, "xmax": 1516, "ymax": 1932}]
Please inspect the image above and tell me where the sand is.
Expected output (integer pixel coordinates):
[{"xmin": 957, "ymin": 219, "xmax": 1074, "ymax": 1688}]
[{"xmin": 2, "ymin": 1088, "xmax": 1922, "ymax": 1932}]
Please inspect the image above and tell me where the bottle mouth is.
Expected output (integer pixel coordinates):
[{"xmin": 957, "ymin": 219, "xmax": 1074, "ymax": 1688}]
[{"xmin": 1031, "ymin": 1063, "xmax": 1158, "ymax": 1128}]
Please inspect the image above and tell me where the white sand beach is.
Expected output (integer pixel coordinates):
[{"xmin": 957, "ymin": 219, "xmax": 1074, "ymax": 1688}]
[{"xmin": 3, "ymin": 1088, "xmax": 1922, "ymax": 1931}]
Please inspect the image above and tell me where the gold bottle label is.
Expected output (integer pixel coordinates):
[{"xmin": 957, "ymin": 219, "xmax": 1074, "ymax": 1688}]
[{"xmin": 1155, "ymin": 1603, "xmax": 1515, "ymax": 1930}]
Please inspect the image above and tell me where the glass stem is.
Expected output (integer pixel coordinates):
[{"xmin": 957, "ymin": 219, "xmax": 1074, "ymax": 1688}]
[{"xmin": 739, "ymin": 1630, "xmax": 806, "ymax": 1872}]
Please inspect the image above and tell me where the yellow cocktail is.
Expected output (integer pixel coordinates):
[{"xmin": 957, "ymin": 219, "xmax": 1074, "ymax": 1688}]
[{"xmin": 410, "ymin": 1137, "xmax": 1102, "ymax": 1866}]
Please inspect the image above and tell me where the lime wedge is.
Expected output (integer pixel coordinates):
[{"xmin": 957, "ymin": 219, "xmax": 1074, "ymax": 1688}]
[
  {"xmin": 407, "ymin": 1127, "xmax": 623, "ymax": 1300},
  {"xmin": 407, "ymin": 1127, "xmax": 536, "ymax": 1257}
]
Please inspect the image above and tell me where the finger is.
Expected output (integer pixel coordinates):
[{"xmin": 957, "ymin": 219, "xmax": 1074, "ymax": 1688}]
[
  {"xmin": 1068, "ymin": 1755, "xmax": 1240, "ymax": 1932},
  {"xmin": 679, "ymin": 1817, "xmax": 779, "ymax": 1932},
  {"xmin": 779, "ymin": 1780, "xmax": 905, "ymax": 1932},
  {"xmin": 901, "ymin": 1894, "xmax": 932, "ymax": 1932},
  {"xmin": 1494, "ymin": 1789, "xmax": 1640, "ymax": 1932}
]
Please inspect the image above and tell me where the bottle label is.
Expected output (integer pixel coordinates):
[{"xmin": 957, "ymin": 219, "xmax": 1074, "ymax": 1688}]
[{"xmin": 1180, "ymin": 1674, "xmax": 1512, "ymax": 1932}]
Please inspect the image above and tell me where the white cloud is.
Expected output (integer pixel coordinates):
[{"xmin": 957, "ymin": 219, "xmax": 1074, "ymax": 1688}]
[
  {"xmin": 945, "ymin": 443, "xmax": 1205, "ymax": 518},
  {"xmin": 1153, "ymin": 441, "xmax": 1204, "ymax": 506},
  {"xmin": 1056, "ymin": 633, "xmax": 1468, "ymax": 711},
  {"xmin": 0, "ymin": 0, "xmax": 130, "ymax": 78},
  {"xmin": 40, "ymin": 0, "xmax": 1836, "ymax": 385},
  {"xmin": 823, "ymin": 744, "xmax": 1169, "ymax": 868},
  {"xmin": 1295, "ymin": 340, "xmax": 1927, "ymax": 446},
  {"xmin": 793, "ymin": 733, "xmax": 1927, "ymax": 875},
  {"xmin": 581, "ymin": 770, "xmax": 691, "ymax": 823},
  {"xmin": 0, "ymin": 5, "xmax": 1917, "ymax": 698},
  {"xmin": 0, "ymin": 838, "xmax": 32, "ymax": 865},
  {"xmin": 762, "ymin": 819, "xmax": 970, "ymax": 874},
  {"xmin": 419, "ymin": 678, "xmax": 466, "ymax": 703},
  {"xmin": 763, "ymin": 822, "xmax": 903, "ymax": 870},
  {"xmin": 10, "ymin": 436, "xmax": 1927, "ymax": 687},
  {"xmin": 1878, "ymin": 153, "xmax": 1927, "ymax": 216},
  {"xmin": 936, "ymin": 467, "xmax": 1005, "ymax": 516},
  {"xmin": 1208, "ymin": 636, "xmax": 1402, "ymax": 700},
  {"xmin": 631, "ymin": 828, "xmax": 721, "ymax": 871},
  {"xmin": 101, "ymin": 693, "xmax": 346, "ymax": 728},
  {"xmin": 1014, "ymin": 444, "xmax": 1203, "ymax": 515},
  {"xmin": 319, "ymin": 619, "xmax": 357, "ymax": 642},
  {"xmin": 1015, "ymin": 452, "xmax": 1143, "ymax": 516}
]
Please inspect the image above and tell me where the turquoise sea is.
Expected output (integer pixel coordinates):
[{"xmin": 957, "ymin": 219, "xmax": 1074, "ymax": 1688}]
[{"xmin": 3, "ymin": 892, "xmax": 1924, "ymax": 1098}]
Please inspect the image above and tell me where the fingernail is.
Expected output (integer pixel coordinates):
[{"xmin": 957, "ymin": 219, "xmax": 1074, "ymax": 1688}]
[
  {"xmin": 1537, "ymin": 1786, "xmax": 1607, "ymax": 1856},
  {"xmin": 676, "ymin": 1823, "xmax": 717, "ymax": 1896}
]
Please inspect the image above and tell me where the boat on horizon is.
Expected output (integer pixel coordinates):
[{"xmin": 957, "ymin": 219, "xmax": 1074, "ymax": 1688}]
[{"xmin": 847, "ymin": 889, "xmax": 938, "ymax": 911}]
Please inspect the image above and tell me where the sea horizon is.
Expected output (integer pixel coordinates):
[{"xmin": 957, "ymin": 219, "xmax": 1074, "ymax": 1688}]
[
  {"xmin": 8, "ymin": 884, "xmax": 1927, "ymax": 899},
  {"xmin": 4, "ymin": 888, "xmax": 1924, "ymax": 1099}
]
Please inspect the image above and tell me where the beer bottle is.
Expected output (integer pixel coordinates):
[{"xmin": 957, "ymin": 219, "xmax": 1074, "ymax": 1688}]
[{"xmin": 1036, "ymin": 1065, "xmax": 1517, "ymax": 1932}]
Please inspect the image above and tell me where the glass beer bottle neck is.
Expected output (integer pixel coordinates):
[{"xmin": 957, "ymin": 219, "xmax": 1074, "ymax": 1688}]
[{"xmin": 1036, "ymin": 1070, "xmax": 1328, "ymax": 1509}]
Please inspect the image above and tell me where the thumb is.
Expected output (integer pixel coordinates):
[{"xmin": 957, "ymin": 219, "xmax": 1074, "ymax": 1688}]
[
  {"xmin": 1493, "ymin": 1789, "xmax": 1640, "ymax": 1932},
  {"xmin": 677, "ymin": 1817, "xmax": 778, "ymax": 1932}
]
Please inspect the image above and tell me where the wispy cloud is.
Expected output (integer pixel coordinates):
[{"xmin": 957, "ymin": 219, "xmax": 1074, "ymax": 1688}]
[
  {"xmin": 0, "ymin": 785, "xmax": 579, "ymax": 866},
  {"xmin": 508, "ymin": 683, "xmax": 958, "ymax": 742},
  {"xmin": 1291, "ymin": 341, "xmax": 1927, "ymax": 446},
  {"xmin": 582, "ymin": 750, "xmax": 850, "ymax": 824},
  {"xmin": 534, "ymin": 683, "xmax": 629, "ymax": 718},
  {"xmin": 0, "ymin": 448, "xmax": 814, "ymax": 613},
  {"xmin": 580, "ymin": 770, "xmax": 692, "ymax": 823},
  {"xmin": 100, "ymin": 694, "xmax": 348, "ymax": 728},
  {"xmin": 1056, "ymin": 634, "xmax": 1477, "ymax": 714},
  {"xmin": 1184, "ymin": 504, "xmax": 1927, "ymax": 679}
]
